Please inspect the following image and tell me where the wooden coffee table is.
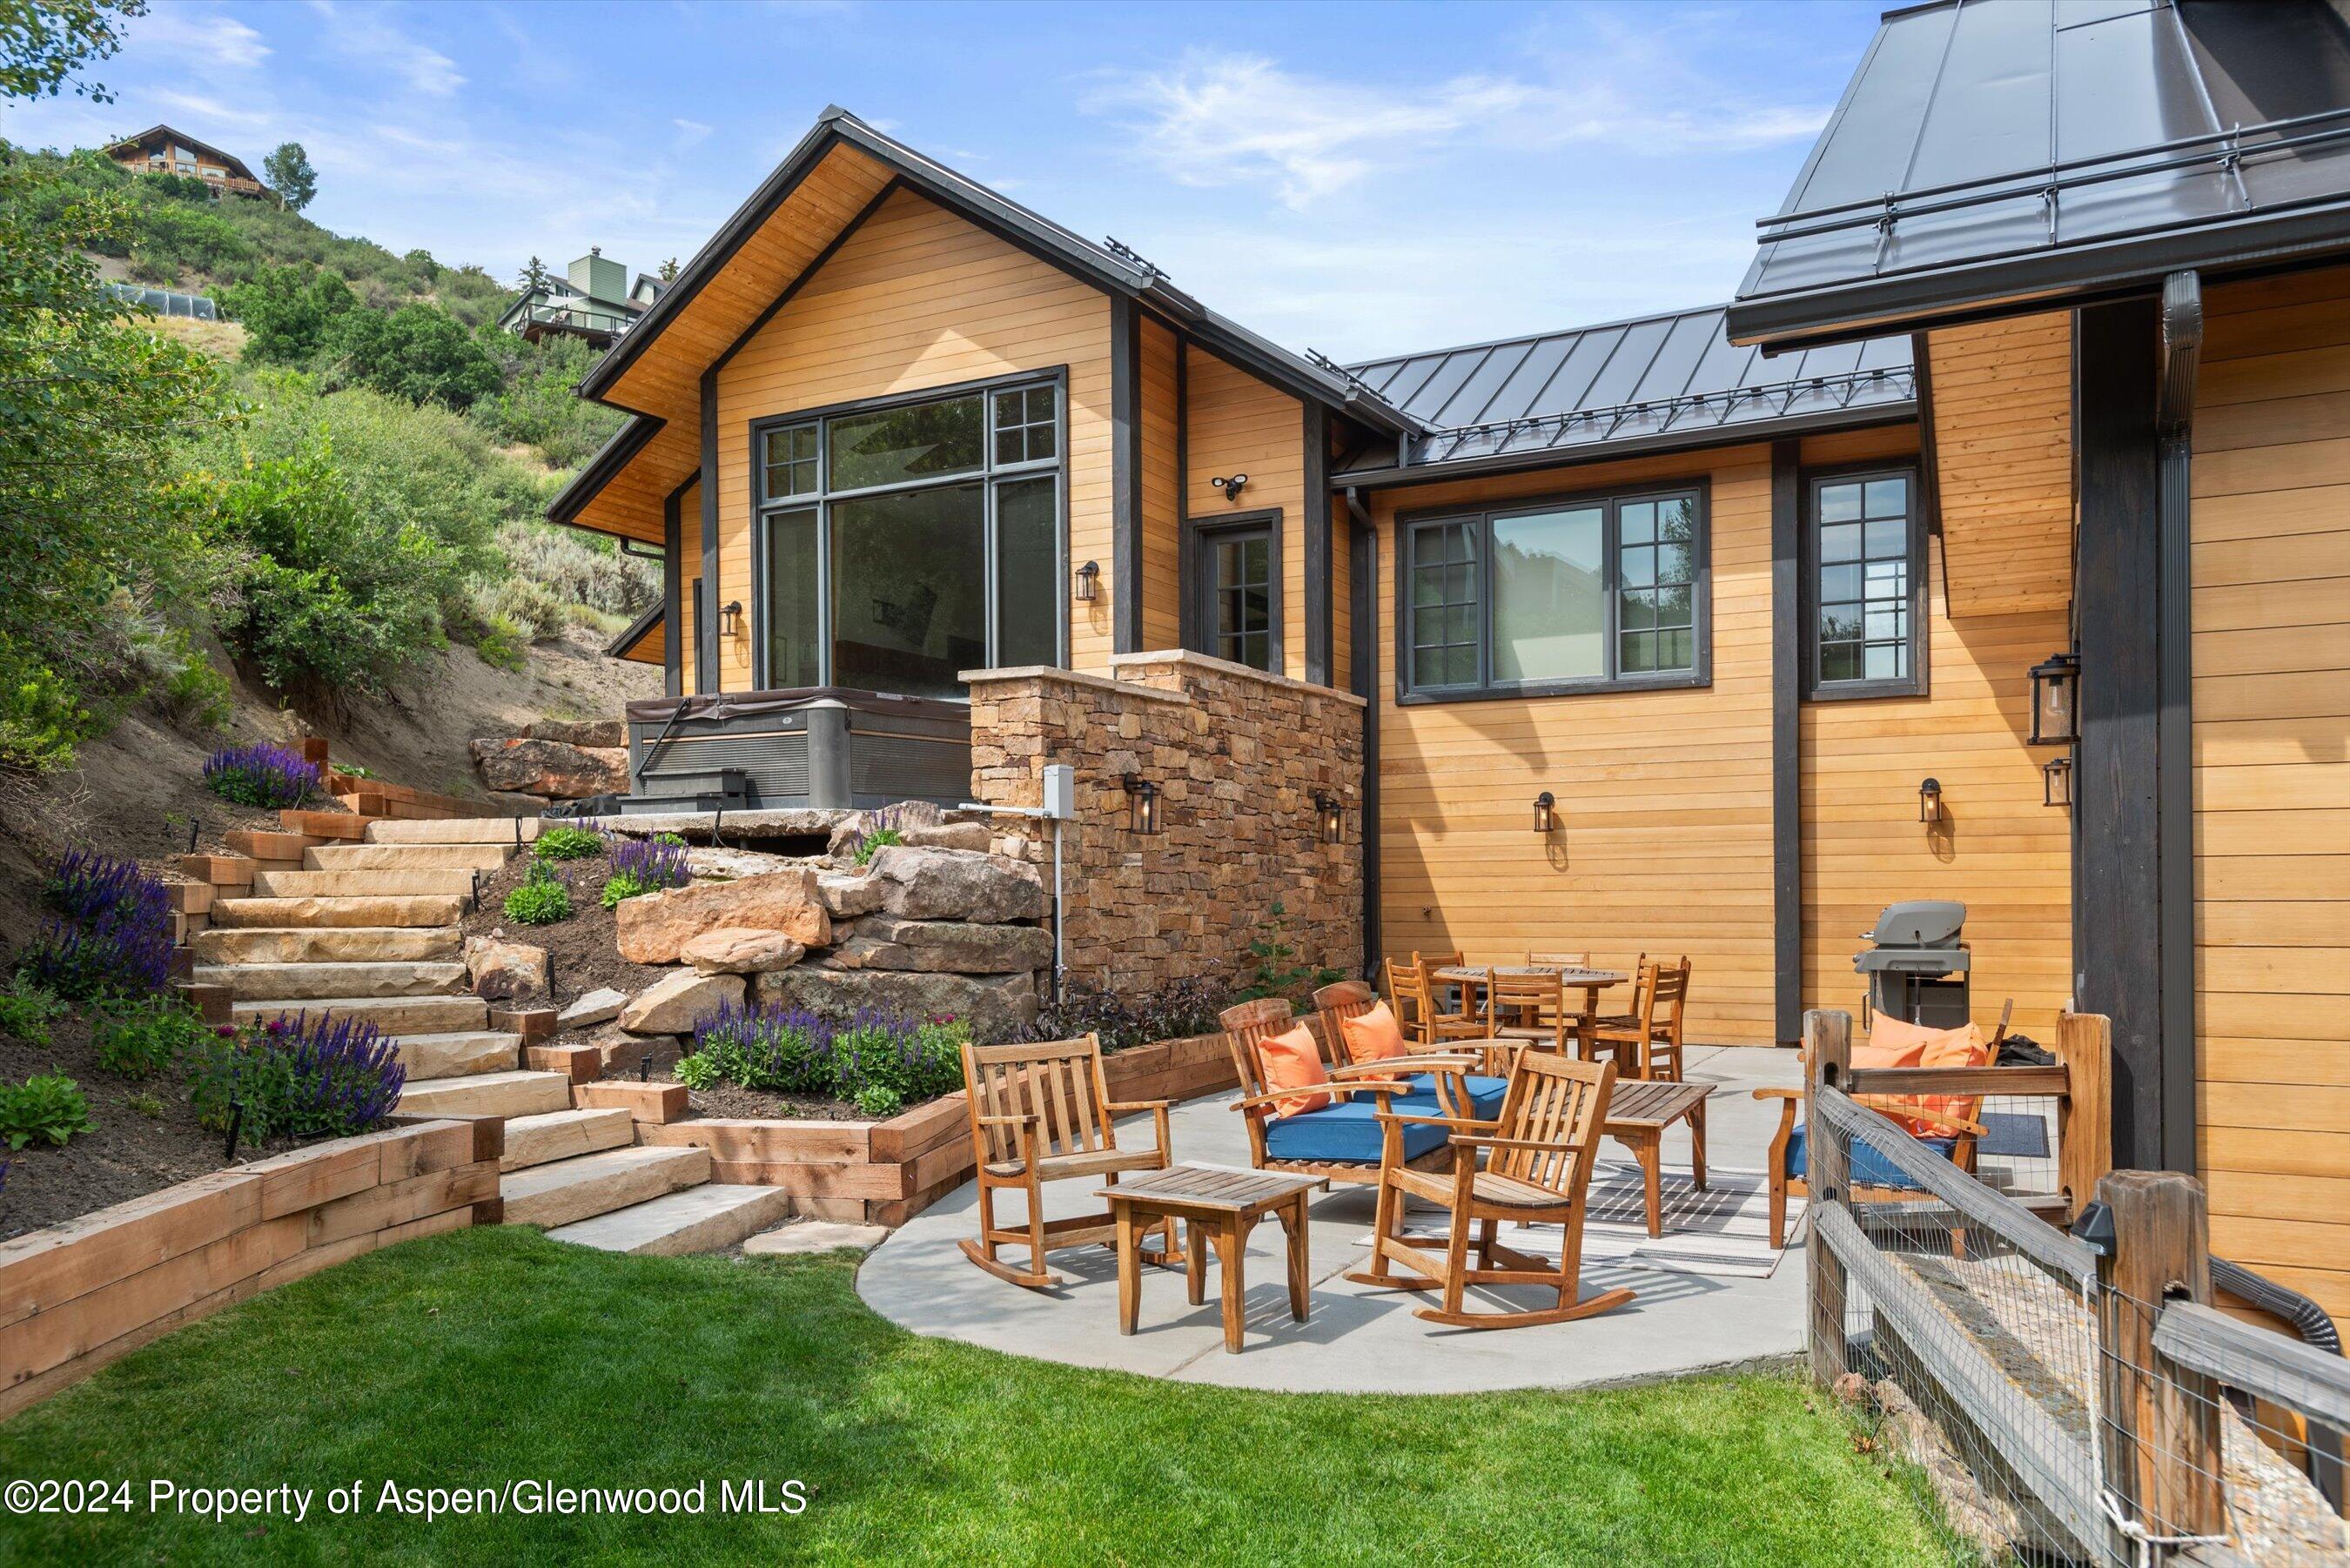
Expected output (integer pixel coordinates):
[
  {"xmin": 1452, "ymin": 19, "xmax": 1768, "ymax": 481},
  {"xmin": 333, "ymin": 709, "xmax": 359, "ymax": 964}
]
[
  {"xmin": 1098, "ymin": 1164, "xmax": 1326, "ymax": 1354},
  {"xmin": 1604, "ymin": 1080, "xmax": 1714, "ymax": 1237}
]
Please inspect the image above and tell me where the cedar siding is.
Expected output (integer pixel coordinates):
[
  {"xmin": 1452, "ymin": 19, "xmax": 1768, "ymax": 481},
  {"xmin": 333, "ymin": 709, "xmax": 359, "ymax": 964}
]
[{"xmin": 1185, "ymin": 346, "xmax": 1308, "ymax": 676}]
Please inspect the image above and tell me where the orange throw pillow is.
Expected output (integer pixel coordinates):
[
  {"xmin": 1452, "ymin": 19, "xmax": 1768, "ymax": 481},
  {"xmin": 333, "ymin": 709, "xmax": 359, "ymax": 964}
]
[
  {"xmin": 1339, "ymin": 1000, "xmax": 1409, "ymax": 1065},
  {"xmin": 1863, "ymin": 1016, "xmax": 1989, "ymax": 1137},
  {"xmin": 1259, "ymin": 1022, "xmax": 1333, "ymax": 1118}
]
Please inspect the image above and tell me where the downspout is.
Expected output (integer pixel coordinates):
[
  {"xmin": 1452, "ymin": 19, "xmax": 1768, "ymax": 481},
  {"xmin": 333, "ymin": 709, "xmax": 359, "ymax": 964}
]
[
  {"xmin": 2156, "ymin": 271, "xmax": 2201, "ymax": 1174},
  {"xmin": 1346, "ymin": 485, "xmax": 1380, "ymax": 979}
]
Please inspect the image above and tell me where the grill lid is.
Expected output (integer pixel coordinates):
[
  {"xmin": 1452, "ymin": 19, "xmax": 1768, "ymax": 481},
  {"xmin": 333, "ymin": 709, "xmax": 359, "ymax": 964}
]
[{"xmin": 1863, "ymin": 900, "xmax": 1966, "ymax": 948}]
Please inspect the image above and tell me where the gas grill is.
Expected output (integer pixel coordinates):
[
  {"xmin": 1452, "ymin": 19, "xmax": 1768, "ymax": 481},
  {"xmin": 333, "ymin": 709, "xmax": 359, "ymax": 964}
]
[{"xmin": 1853, "ymin": 900, "xmax": 1971, "ymax": 1029}]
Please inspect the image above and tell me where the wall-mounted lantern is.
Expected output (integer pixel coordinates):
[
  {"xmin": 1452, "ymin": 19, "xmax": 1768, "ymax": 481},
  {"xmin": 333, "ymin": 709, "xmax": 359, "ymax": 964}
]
[
  {"xmin": 1073, "ymin": 560, "xmax": 1100, "ymax": 603},
  {"xmin": 2028, "ymin": 652, "xmax": 2080, "ymax": 747},
  {"xmin": 2042, "ymin": 755, "xmax": 2073, "ymax": 811},
  {"xmin": 1210, "ymin": 472, "xmax": 1250, "ymax": 502},
  {"xmin": 1533, "ymin": 790, "xmax": 1555, "ymax": 835},
  {"xmin": 720, "ymin": 600, "xmax": 743, "ymax": 638},
  {"xmin": 1122, "ymin": 774, "xmax": 1160, "ymax": 835},
  {"xmin": 1313, "ymin": 790, "xmax": 1343, "ymax": 845},
  {"xmin": 1919, "ymin": 777, "xmax": 1944, "ymax": 825}
]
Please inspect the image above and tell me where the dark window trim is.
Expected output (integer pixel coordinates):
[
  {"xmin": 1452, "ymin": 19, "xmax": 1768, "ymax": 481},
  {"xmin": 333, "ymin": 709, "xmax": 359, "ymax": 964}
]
[
  {"xmin": 745, "ymin": 365, "xmax": 1070, "ymax": 694},
  {"xmin": 1389, "ymin": 478, "xmax": 1714, "ymax": 706},
  {"xmin": 1800, "ymin": 460, "xmax": 1929, "ymax": 702},
  {"xmin": 1182, "ymin": 507, "xmax": 1286, "ymax": 676}
]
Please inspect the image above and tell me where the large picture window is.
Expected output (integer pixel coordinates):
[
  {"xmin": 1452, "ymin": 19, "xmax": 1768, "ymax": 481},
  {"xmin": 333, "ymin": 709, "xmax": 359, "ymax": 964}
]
[
  {"xmin": 1805, "ymin": 468, "xmax": 1924, "ymax": 700},
  {"xmin": 753, "ymin": 373, "xmax": 1064, "ymax": 697},
  {"xmin": 1400, "ymin": 486, "xmax": 1708, "ymax": 700}
]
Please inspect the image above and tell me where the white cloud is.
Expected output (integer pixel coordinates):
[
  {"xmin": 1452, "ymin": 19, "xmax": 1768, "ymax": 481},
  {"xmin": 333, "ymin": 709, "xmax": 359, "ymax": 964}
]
[
  {"xmin": 131, "ymin": 7, "xmax": 271, "ymax": 72},
  {"xmin": 309, "ymin": 2, "xmax": 463, "ymax": 97},
  {"xmin": 1084, "ymin": 50, "xmax": 1827, "ymax": 210},
  {"xmin": 673, "ymin": 117, "xmax": 713, "ymax": 146},
  {"xmin": 149, "ymin": 88, "xmax": 277, "ymax": 129}
]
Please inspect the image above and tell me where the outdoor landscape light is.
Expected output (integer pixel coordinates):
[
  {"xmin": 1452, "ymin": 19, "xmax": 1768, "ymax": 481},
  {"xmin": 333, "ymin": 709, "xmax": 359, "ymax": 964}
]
[
  {"xmin": 1073, "ymin": 559, "xmax": 1099, "ymax": 602},
  {"xmin": 2027, "ymin": 651, "xmax": 2080, "ymax": 747},
  {"xmin": 1918, "ymin": 777, "xmax": 1943, "ymax": 825},
  {"xmin": 1533, "ymin": 791, "xmax": 1555, "ymax": 834},
  {"xmin": 1122, "ymin": 774, "xmax": 1160, "ymax": 834},
  {"xmin": 2043, "ymin": 755, "xmax": 2072, "ymax": 811},
  {"xmin": 1313, "ymin": 790, "xmax": 1343, "ymax": 845},
  {"xmin": 720, "ymin": 599, "xmax": 743, "ymax": 638},
  {"xmin": 1210, "ymin": 472, "xmax": 1249, "ymax": 501}
]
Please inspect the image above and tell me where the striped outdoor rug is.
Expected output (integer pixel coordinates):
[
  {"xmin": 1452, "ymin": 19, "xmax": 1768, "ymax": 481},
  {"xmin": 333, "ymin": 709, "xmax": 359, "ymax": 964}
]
[{"xmin": 1373, "ymin": 1163, "xmax": 1803, "ymax": 1281}]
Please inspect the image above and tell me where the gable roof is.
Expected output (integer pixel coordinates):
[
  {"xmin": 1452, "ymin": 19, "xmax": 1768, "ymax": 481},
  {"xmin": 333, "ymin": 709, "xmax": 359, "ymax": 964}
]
[
  {"xmin": 1728, "ymin": 0, "xmax": 2350, "ymax": 348},
  {"xmin": 103, "ymin": 124, "xmax": 261, "ymax": 184},
  {"xmin": 1340, "ymin": 305, "xmax": 1914, "ymax": 479},
  {"xmin": 579, "ymin": 106, "xmax": 1419, "ymax": 439}
]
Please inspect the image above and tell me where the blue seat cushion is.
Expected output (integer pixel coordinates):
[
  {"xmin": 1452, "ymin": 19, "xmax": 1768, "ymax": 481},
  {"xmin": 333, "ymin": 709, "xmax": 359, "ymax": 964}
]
[
  {"xmin": 1784, "ymin": 1122, "xmax": 1957, "ymax": 1190},
  {"xmin": 1397, "ymin": 1072, "xmax": 1509, "ymax": 1120},
  {"xmin": 1263, "ymin": 1098, "xmax": 1447, "ymax": 1166}
]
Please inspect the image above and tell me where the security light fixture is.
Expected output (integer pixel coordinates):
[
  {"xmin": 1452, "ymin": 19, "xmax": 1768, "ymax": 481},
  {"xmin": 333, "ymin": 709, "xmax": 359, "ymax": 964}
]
[
  {"xmin": 1074, "ymin": 560, "xmax": 1100, "ymax": 602},
  {"xmin": 2028, "ymin": 652, "xmax": 2080, "ymax": 747},
  {"xmin": 2043, "ymin": 755, "xmax": 2073, "ymax": 811},
  {"xmin": 720, "ymin": 599, "xmax": 743, "ymax": 638},
  {"xmin": 1919, "ymin": 777, "xmax": 1944, "ymax": 825},
  {"xmin": 1122, "ymin": 774, "xmax": 1160, "ymax": 835},
  {"xmin": 1533, "ymin": 791, "xmax": 1555, "ymax": 834},
  {"xmin": 1211, "ymin": 472, "xmax": 1249, "ymax": 502},
  {"xmin": 1313, "ymin": 790, "xmax": 1343, "ymax": 845}
]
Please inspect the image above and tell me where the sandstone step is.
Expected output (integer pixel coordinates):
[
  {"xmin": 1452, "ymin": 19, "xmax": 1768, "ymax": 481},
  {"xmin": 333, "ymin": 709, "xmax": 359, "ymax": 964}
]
[
  {"xmin": 364, "ymin": 818, "xmax": 541, "ymax": 846},
  {"xmin": 546, "ymin": 1183, "xmax": 796, "ymax": 1257},
  {"xmin": 502, "ymin": 1144, "xmax": 710, "ymax": 1230},
  {"xmin": 397, "ymin": 1068, "xmax": 572, "ymax": 1120},
  {"xmin": 231, "ymin": 993, "xmax": 487, "ymax": 1035},
  {"xmin": 208, "ymin": 895, "xmax": 465, "ymax": 929},
  {"xmin": 192, "ymin": 925, "xmax": 461, "ymax": 964},
  {"xmin": 194, "ymin": 960, "xmax": 470, "ymax": 1001},
  {"xmin": 306, "ymin": 843, "xmax": 511, "ymax": 872},
  {"xmin": 392, "ymin": 1030, "xmax": 523, "ymax": 1082},
  {"xmin": 249, "ymin": 869, "xmax": 479, "ymax": 898},
  {"xmin": 500, "ymin": 1107, "xmax": 636, "ymax": 1172}
]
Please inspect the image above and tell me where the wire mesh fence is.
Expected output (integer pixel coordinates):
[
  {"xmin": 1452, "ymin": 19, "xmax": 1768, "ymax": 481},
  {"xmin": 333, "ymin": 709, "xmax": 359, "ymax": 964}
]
[{"xmin": 1802, "ymin": 1010, "xmax": 2350, "ymax": 1566}]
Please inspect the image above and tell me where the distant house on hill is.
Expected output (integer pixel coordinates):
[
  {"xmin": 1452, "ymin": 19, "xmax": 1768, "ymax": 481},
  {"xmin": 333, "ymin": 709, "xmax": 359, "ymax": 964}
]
[
  {"xmin": 103, "ymin": 124, "xmax": 267, "ymax": 199},
  {"xmin": 498, "ymin": 248, "xmax": 665, "ymax": 348}
]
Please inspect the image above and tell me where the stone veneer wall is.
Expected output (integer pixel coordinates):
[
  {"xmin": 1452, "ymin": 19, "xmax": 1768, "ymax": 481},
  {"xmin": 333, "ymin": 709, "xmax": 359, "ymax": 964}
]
[{"xmin": 966, "ymin": 649, "xmax": 1365, "ymax": 993}]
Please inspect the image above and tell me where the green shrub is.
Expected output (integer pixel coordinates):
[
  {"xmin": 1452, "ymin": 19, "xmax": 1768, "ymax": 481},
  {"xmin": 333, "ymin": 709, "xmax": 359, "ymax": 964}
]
[
  {"xmin": 1233, "ymin": 899, "xmax": 1344, "ymax": 1012},
  {"xmin": 673, "ymin": 1049, "xmax": 723, "ymax": 1091},
  {"xmin": 494, "ymin": 521, "xmax": 658, "ymax": 618},
  {"xmin": 319, "ymin": 302, "xmax": 500, "ymax": 411},
  {"xmin": 504, "ymin": 861, "xmax": 572, "ymax": 924},
  {"xmin": 476, "ymin": 574, "xmax": 567, "ymax": 642},
  {"xmin": 0, "ymin": 662, "xmax": 97, "ymax": 774},
  {"xmin": 471, "ymin": 334, "xmax": 628, "ymax": 467},
  {"xmin": 853, "ymin": 1084, "xmax": 903, "ymax": 1118},
  {"xmin": 185, "ymin": 1013, "xmax": 404, "ymax": 1142},
  {"xmin": 0, "ymin": 1071, "xmax": 95, "ymax": 1149},
  {"xmin": 599, "ymin": 872, "xmax": 649, "ymax": 910},
  {"xmin": 158, "ymin": 634, "xmax": 234, "ymax": 729},
  {"xmin": 0, "ymin": 982, "xmax": 63, "ymax": 1048},
  {"xmin": 473, "ymin": 616, "xmax": 527, "ymax": 672},
  {"xmin": 533, "ymin": 825, "xmax": 607, "ymax": 861},
  {"xmin": 218, "ymin": 263, "xmax": 359, "ymax": 364},
  {"xmin": 852, "ymin": 827, "xmax": 902, "ymax": 868},
  {"xmin": 93, "ymin": 996, "xmax": 209, "ymax": 1079},
  {"xmin": 831, "ymin": 1017, "xmax": 969, "ymax": 1106}
]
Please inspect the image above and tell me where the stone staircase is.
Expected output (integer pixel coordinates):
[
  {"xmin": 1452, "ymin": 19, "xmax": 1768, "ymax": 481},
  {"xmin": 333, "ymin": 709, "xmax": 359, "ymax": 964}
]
[{"xmin": 184, "ymin": 813, "xmax": 791, "ymax": 1257}]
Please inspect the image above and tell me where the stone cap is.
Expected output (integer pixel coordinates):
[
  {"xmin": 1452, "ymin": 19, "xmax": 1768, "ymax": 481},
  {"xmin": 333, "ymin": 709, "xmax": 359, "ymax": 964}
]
[{"xmin": 964, "ymin": 652, "xmax": 1366, "ymax": 709}]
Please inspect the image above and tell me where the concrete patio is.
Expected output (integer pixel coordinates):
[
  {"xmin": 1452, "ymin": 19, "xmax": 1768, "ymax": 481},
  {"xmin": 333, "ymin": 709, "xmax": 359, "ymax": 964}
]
[{"xmin": 857, "ymin": 1044, "xmax": 1805, "ymax": 1393}]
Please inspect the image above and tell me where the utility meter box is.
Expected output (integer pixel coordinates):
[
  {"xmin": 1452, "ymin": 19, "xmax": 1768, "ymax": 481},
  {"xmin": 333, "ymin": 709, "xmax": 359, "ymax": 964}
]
[{"xmin": 1041, "ymin": 763, "xmax": 1076, "ymax": 821}]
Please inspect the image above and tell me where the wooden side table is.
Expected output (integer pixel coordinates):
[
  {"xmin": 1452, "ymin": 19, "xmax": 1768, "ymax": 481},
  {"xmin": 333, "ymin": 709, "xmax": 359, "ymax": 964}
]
[
  {"xmin": 1605, "ymin": 1079, "xmax": 1714, "ymax": 1237},
  {"xmin": 1098, "ymin": 1164, "xmax": 1326, "ymax": 1354}
]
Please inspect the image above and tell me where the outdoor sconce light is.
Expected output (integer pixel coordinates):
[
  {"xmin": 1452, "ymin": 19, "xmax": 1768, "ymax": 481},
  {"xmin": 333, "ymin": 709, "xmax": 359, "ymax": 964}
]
[
  {"xmin": 2028, "ymin": 651, "xmax": 2080, "ymax": 747},
  {"xmin": 1918, "ymin": 777, "xmax": 1944, "ymax": 825},
  {"xmin": 2042, "ymin": 755, "xmax": 2072, "ymax": 810},
  {"xmin": 1211, "ymin": 472, "xmax": 1250, "ymax": 502},
  {"xmin": 720, "ymin": 600, "xmax": 743, "ymax": 638},
  {"xmin": 1073, "ymin": 560, "xmax": 1100, "ymax": 602},
  {"xmin": 1313, "ymin": 790, "xmax": 1343, "ymax": 845},
  {"xmin": 1533, "ymin": 791, "xmax": 1555, "ymax": 834},
  {"xmin": 1122, "ymin": 774, "xmax": 1160, "ymax": 835}
]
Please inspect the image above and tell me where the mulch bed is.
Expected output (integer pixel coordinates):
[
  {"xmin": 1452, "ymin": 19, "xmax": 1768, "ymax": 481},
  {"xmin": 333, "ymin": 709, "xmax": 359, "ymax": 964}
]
[
  {"xmin": 460, "ymin": 843, "xmax": 669, "ymax": 1006},
  {"xmin": 655, "ymin": 1076, "xmax": 872, "ymax": 1123}
]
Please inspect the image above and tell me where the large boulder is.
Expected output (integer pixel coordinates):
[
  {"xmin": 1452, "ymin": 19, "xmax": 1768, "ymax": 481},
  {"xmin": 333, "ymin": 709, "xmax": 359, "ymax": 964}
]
[
  {"xmin": 464, "ymin": 935, "xmax": 548, "ymax": 1002},
  {"xmin": 557, "ymin": 986, "xmax": 629, "ymax": 1029},
  {"xmin": 470, "ymin": 737, "xmax": 628, "ymax": 799},
  {"xmin": 614, "ymin": 869, "xmax": 831, "ymax": 962},
  {"xmin": 829, "ymin": 916, "xmax": 1051, "ymax": 975},
  {"xmin": 863, "ymin": 846, "xmax": 1044, "ymax": 923},
  {"xmin": 817, "ymin": 869, "xmax": 888, "ymax": 918},
  {"xmin": 527, "ymin": 717, "xmax": 625, "ymax": 748},
  {"xmin": 824, "ymin": 801, "xmax": 947, "ymax": 860},
  {"xmin": 618, "ymin": 969, "xmax": 745, "ymax": 1035},
  {"xmin": 682, "ymin": 927, "xmax": 805, "ymax": 975},
  {"xmin": 757, "ymin": 967, "xmax": 1038, "ymax": 1037},
  {"xmin": 901, "ymin": 821, "xmax": 991, "ymax": 853}
]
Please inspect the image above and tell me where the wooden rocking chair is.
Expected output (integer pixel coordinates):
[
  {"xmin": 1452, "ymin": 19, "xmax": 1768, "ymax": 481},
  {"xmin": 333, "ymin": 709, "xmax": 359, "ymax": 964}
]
[
  {"xmin": 958, "ymin": 1034, "xmax": 1174, "ymax": 1289},
  {"xmin": 1346, "ymin": 1052, "xmax": 1637, "ymax": 1330}
]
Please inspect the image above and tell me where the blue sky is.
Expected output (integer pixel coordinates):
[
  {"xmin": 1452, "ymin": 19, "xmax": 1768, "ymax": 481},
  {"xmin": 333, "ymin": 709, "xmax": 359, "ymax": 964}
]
[{"xmin": 5, "ymin": 0, "xmax": 1885, "ymax": 361}]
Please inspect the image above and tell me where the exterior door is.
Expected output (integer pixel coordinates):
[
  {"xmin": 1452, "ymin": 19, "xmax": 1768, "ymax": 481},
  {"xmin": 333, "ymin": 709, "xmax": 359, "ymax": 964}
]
[{"xmin": 1191, "ymin": 518, "xmax": 1279, "ymax": 673}]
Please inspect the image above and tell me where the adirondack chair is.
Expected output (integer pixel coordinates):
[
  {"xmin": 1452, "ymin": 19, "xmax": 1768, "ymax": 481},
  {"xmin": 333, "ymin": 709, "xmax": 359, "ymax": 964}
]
[
  {"xmin": 1346, "ymin": 1051, "xmax": 1637, "ymax": 1330},
  {"xmin": 958, "ymin": 1034, "xmax": 1174, "ymax": 1289},
  {"xmin": 1314, "ymin": 979, "xmax": 1510, "ymax": 1116},
  {"xmin": 1220, "ymin": 997, "xmax": 1465, "ymax": 1189}
]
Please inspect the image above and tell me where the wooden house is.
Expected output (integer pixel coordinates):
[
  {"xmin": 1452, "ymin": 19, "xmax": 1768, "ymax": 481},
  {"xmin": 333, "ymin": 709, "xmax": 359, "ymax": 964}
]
[{"xmin": 102, "ymin": 124, "xmax": 266, "ymax": 198}]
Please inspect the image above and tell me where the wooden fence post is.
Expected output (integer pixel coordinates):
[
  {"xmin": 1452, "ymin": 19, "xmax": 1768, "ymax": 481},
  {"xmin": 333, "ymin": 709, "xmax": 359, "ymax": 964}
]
[
  {"xmin": 1805, "ymin": 1008, "xmax": 1852, "ymax": 1386},
  {"xmin": 2057, "ymin": 1010, "xmax": 2113, "ymax": 1223},
  {"xmin": 2095, "ymin": 1170, "xmax": 2226, "ymax": 1554}
]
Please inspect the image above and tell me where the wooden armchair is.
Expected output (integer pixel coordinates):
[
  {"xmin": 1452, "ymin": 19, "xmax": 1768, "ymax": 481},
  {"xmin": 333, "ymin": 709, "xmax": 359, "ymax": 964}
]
[
  {"xmin": 958, "ymin": 1034, "xmax": 1174, "ymax": 1289},
  {"xmin": 1386, "ymin": 956, "xmax": 1490, "ymax": 1049},
  {"xmin": 1346, "ymin": 1052, "xmax": 1637, "ymax": 1330},
  {"xmin": 1313, "ymin": 979, "xmax": 1504, "ymax": 1116},
  {"xmin": 1221, "ymin": 997, "xmax": 1459, "ymax": 1189},
  {"xmin": 1588, "ymin": 957, "xmax": 1691, "ymax": 1080}
]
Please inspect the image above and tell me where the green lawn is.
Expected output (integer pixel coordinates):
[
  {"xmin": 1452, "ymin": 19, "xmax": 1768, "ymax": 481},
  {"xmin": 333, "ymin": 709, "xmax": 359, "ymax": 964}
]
[{"xmin": 0, "ymin": 1228, "xmax": 1955, "ymax": 1565}]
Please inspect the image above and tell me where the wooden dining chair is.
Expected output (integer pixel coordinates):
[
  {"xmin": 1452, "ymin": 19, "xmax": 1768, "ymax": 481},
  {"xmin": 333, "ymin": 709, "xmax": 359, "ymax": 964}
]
[
  {"xmin": 1523, "ymin": 950, "xmax": 1590, "ymax": 968},
  {"xmin": 1346, "ymin": 1051, "xmax": 1637, "ymax": 1330},
  {"xmin": 1590, "ymin": 956, "xmax": 1692, "ymax": 1078},
  {"xmin": 1385, "ymin": 956, "xmax": 1488, "ymax": 1049},
  {"xmin": 1526, "ymin": 951, "xmax": 1600, "ymax": 1052},
  {"xmin": 1643, "ymin": 958, "xmax": 1693, "ymax": 1081},
  {"xmin": 1489, "ymin": 969, "xmax": 1572, "ymax": 1061}
]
